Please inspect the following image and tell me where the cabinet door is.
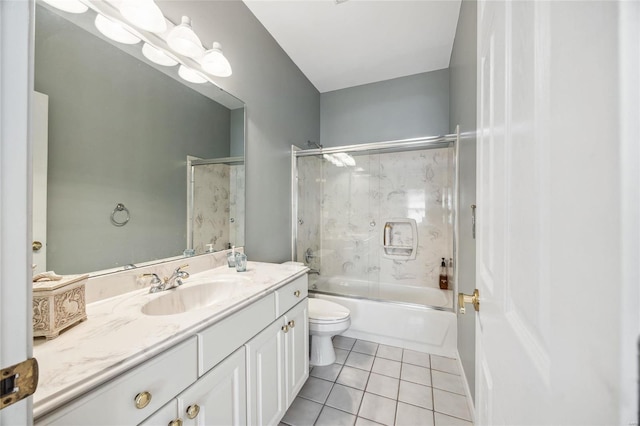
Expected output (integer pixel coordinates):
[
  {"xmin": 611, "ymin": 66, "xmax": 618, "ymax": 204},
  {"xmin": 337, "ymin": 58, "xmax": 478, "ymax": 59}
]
[
  {"xmin": 140, "ymin": 348, "xmax": 246, "ymax": 426},
  {"xmin": 245, "ymin": 319, "xmax": 286, "ymax": 426},
  {"xmin": 179, "ymin": 347, "xmax": 247, "ymax": 426},
  {"xmin": 284, "ymin": 300, "xmax": 309, "ymax": 407}
]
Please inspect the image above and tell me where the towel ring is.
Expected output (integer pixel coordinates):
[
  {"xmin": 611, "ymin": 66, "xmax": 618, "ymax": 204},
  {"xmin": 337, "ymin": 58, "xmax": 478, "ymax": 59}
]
[{"xmin": 110, "ymin": 203, "xmax": 130, "ymax": 227}]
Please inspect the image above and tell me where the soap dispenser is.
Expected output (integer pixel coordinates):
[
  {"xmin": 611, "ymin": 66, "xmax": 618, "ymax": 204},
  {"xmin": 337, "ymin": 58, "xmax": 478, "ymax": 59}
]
[{"xmin": 439, "ymin": 258, "xmax": 449, "ymax": 290}]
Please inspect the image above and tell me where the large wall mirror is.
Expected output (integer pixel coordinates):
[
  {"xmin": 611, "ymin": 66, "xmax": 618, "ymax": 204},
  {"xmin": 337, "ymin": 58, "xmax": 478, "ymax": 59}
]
[{"xmin": 33, "ymin": 3, "xmax": 245, "ymax": 276}]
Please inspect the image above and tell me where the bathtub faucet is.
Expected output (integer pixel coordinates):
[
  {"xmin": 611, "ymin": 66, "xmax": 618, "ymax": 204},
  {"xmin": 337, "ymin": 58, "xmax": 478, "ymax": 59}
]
[
  {"xmin": 304, "ymin": 248, "xmax": 316, "ymax": 264},
  {"xmin": 308, "ymin": 268, "xmax": 320, "ymax": 276}
]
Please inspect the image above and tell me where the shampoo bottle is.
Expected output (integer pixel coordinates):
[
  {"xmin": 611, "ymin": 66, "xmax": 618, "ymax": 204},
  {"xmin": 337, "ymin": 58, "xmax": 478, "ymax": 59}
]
[{"xmin": 439, "ymin": 257, "xmax": 449, "ymax": 290}]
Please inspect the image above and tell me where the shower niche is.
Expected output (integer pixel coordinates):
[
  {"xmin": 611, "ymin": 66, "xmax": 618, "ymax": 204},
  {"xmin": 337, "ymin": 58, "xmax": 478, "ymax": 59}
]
[{"xmin": 382, "ymin": 219, "xmax": 418, "ymax": 260}]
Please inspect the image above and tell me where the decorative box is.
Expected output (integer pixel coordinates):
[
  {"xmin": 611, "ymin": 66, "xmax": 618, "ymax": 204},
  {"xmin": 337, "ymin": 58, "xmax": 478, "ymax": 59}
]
[{"xmin": 33, "ymin": 274, "xmax": 88, "ymax": 340}]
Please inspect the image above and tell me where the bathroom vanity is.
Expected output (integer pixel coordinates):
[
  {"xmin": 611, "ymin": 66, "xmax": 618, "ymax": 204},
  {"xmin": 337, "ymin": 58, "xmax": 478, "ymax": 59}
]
[{"xmin": 33, "ymin": 262, "xmax": 309, "ymax": 426}]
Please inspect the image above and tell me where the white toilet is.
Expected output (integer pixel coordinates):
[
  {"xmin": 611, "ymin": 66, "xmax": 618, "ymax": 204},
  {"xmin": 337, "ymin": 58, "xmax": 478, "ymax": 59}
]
[{"xmin": 308, "ymin": 298, "xmax": 351, "ymax": 366}]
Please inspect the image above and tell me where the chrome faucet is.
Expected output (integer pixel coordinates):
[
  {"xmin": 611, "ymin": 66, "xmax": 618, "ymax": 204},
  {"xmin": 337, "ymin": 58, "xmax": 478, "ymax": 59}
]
[
  {"xmin": 143, "ymin": 264, "xmax": 189, "ymax": 293},
  {"xmin": 165, "ymin": 264, "xmax": 189, "ymax": 290},
  {"xmin": 308, "ymin": 268, "xmax": 320, "ymax": 275}
]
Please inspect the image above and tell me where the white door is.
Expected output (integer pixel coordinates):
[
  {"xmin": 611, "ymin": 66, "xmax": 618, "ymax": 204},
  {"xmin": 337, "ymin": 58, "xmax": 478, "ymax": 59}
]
[
  {"xmin": 475, "ymin": 2, "xmax": 637, "ymax": 424},
  {"xmin": 0, "ymin": 0, "xmax": 34, "ymax": 424},
  {"xmin": 32, "ymin": 92, "xmax": 48, "ymax": 275}
]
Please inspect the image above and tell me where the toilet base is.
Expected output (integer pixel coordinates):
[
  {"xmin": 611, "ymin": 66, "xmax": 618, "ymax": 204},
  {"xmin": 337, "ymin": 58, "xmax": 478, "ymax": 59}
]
[{"xmin": 310, "ymin": 335, "xmax": 336, "ymax": 366}]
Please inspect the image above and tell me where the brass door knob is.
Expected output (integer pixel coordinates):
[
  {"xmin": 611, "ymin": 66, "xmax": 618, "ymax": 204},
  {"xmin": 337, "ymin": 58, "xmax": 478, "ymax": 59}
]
[
  {"xmin": 168, "ymin": 419, "xmax": 183, "ymax": 426},
  {"xmin": 134, "ymin": 391, "xmax": 152, "ymax": 409},
  {"xmin": 294, "ymin": 290, "xmax": 301, "ymax": 297},
  {"xmin": 288, "ymin": 320, "xmax": 295, "ymax": 328},
  {"xmin": 186, "ymin": 404, "xmax": 200, "ymax": 419},
  {"xmin": 281, "ymin": 325, "xmax": 289, "ymax": 333},
  {"xmin": 32, "ymin": 241, "xmax": 43, "ymax": 251},
  {"xmin": 458, "ymin": 289, "xmax": 480, "ymax": 314}
]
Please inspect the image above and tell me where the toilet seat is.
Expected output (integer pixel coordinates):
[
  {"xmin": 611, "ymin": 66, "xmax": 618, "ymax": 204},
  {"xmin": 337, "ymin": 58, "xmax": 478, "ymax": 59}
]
[{"xmin": 309, "ymin": 298, "xmax": 350, "ymax": 323}]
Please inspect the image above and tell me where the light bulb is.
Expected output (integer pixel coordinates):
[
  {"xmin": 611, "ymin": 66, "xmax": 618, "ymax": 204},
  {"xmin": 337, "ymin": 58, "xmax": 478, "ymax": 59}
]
[
  {"xmin": 167, "ymin": 16, "xmax": 204, "ymax": 58},
  {"xmin": 95, "ymin": 14, "xmax": 141, "ymax": 45},
  {"xmin": 178, "ymin": 65, "xmax": 207, "ymax": 84},
  {"xmin": 201, "ymin": 42, "xmax": 232, "ymax": 77},
  {"xmin": 119, "ymin": 0, "xmax": 167, "ymax": 33},
  {"xmin": 142, "ymin": 43, "xmax": 178, "ymax": 67}
]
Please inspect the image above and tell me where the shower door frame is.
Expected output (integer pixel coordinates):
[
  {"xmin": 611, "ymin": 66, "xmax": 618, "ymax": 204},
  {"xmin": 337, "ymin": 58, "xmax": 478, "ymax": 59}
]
[{"xmin": 291, "ymin": 130, "xmax": 461, "ymax": 301}]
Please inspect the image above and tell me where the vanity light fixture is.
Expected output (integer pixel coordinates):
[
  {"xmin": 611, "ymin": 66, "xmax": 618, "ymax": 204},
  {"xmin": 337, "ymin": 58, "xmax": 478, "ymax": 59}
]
[
  {"xmin": 201, "ymin": 42, "xmax": 232, "ymax": 77},
  {"xmin": 118, "ymin": 0, "xmax": 167, "ymax": 33},
  {"xmin": 41, "ymin": 0, "xmax": 88, "ymax": 14},
  {"xmin": 142, "ymin": 43, "xmax": 178, "ymax": 67},
  {"xmin": 95, "ymin": 14, "xmax": 141, "ymax": 45},
  {"xmin": 178, "ymin": 65, "xmax": 207, "ymax": 84},
  {"xmin": 167, "ymin": 16, "xmax": 204, "ymax": 58}
]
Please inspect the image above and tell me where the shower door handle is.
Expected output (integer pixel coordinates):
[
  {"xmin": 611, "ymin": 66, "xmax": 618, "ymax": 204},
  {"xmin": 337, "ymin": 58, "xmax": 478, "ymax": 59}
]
[{"xmin": 471, "ymin": 204, "xmax": 476, "ymax": 239}]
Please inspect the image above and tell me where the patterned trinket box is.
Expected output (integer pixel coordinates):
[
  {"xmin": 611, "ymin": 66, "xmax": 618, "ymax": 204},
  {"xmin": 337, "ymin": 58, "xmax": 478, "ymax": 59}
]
[{"xmin": 33, "ymin": 274, "xmax": 88, "ymax": 340}]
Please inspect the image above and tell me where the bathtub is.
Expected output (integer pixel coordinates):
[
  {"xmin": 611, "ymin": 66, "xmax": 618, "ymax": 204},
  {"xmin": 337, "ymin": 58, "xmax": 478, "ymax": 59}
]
[{"xmin": 309, "ymin": 276, "xmax": 457, "ymax": 357}]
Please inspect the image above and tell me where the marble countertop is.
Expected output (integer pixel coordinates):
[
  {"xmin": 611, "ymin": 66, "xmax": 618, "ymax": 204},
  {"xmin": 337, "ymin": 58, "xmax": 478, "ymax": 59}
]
[{"xmin": 33, "ymin": 261, "xmax": 307, "ymax": 419}]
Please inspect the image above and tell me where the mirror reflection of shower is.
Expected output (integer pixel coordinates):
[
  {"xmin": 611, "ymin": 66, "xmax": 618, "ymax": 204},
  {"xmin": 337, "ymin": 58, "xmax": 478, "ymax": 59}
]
[
  {"xmin": 188, "ymin": 156, "xmax": 245, "ymax": 255},
  {"xmin": 293, "ymin": 134, "xmax": 458, "ymax": 310}
]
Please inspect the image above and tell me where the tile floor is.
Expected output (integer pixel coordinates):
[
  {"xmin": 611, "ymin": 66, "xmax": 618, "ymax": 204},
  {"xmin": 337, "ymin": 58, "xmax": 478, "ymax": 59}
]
[{"xmin": 280, "ymin": 336, "xmax": 473, "ymax": 426}]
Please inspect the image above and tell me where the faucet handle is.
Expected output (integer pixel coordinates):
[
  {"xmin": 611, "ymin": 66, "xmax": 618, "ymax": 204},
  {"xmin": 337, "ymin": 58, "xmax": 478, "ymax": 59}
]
[
  {"xmin": 141, "ymin": 273, "xmax": 161, "ymax": 284},
  {"xmin": 175, "ymin": 264, "xmax": 190, "ymax": 279}
]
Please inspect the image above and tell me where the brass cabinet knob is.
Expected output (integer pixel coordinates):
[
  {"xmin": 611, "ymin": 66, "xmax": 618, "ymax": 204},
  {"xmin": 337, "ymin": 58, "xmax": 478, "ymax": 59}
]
[
  {"xmin": 168, "ymin": 419, "xmax": 183, "ymax": 426},
  {"xmin": 134, "ymin": 391, "xmax": 152, "ymax": 409},
  {"xmin": 294, "ymin": 290, "xmax": 301, "ymax": 297},
  {"xmin": 186, "ymin": 404, "xmax": 200, "ymax": 419},
  {"xmin": 288, "ymin": 320, "xmax": 295, "ymax": 328},
  {"xmin": 281, "ymin": 325, "xmax": 289, "ymax": 333},
  {"xmin": 32, "ymin": 241, "xmax": 43, "ymax": 251}
]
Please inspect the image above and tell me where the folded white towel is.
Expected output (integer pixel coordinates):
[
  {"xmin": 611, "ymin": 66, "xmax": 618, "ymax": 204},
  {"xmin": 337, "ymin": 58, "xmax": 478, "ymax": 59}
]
[{"xmin": 33, "ymin": 271, "xmax": 63, "ymax": 282}]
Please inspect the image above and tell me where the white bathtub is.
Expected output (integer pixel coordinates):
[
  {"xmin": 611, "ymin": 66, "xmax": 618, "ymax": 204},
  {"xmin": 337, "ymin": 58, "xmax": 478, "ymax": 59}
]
[{"xmin": 310, "ymin": 276, "xmax": 457, "ymax": 357}]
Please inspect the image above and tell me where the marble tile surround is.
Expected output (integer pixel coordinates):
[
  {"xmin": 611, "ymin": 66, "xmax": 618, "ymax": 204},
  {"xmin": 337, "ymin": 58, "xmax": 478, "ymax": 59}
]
[{"xmin": 296, "ymin": 148, "xmax": 454, "ymax": 290}]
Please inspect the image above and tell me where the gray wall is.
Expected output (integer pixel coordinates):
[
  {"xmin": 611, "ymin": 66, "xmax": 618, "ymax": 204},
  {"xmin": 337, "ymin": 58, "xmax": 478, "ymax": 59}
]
[
  {"xmin": 230, "ymin": 108, "xmax": 245, "ymax": 157},
  {"xmin": 449, "ymin": 0, "xmax": 477, "ymax": 401},
  {"xmin": 157, "ymin": 1, "xmax": 320, "ymax": 262},
  {"xmin": 320, "ymin": 69, "xmax": 450, "ymax": 147},
  {"xmin": 35, "ymin": 8, "xmax": 232, "ymax": 273}
]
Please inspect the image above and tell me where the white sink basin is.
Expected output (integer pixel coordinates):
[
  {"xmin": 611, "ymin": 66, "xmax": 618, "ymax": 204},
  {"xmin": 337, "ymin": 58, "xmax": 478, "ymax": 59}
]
[{"xmin": 141, "ymin": 276, "xmax": 251, "ymax": 316}]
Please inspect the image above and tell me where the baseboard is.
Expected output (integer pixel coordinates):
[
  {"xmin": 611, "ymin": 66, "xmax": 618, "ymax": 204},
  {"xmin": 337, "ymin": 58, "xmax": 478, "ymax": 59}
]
[{"xmin": 456, "ymin": 349, "xmax": 476, "ymax": 423}]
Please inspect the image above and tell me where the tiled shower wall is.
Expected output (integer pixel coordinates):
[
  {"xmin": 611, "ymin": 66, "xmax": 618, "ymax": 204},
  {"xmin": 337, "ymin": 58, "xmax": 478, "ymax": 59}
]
[
  {"xmin": 193, "ymin": 163, "xmax": 245, "ymax": 254},
  {"xmin": 296, "ymin": 148, "xmax": 454, "ymax": 290}
]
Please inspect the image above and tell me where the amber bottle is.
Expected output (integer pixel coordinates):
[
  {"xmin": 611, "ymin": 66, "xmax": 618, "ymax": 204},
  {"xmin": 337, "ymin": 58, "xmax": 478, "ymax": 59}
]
[{"xmin": 439, "ymin": 257, "xmax": 449, "ymax": 290}]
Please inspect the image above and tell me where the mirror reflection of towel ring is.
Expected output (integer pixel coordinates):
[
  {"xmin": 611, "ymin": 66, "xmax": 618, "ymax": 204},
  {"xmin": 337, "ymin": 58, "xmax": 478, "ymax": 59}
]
[{"xmin": 110, "ymin": 203, "xmax": 130, "ymax": 227}]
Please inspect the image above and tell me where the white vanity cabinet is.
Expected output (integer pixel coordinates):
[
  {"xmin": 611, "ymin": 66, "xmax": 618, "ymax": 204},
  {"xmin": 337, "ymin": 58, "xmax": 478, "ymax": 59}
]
[
  {"xmin": 35, "ymin": 273, "xmax": 309, "ymax": 426},
  {"xmin": 141, "ymin": 347, "xmax": 247, "ymax": 426},
  {"xmin": 246, "ymin": 278, "xmax": 309, "ymax": 426}
]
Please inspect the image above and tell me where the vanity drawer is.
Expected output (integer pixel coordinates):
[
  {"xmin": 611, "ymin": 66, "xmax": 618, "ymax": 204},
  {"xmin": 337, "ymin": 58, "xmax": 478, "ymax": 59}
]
[
  {"xmin": 36, "ymin": 337, "xmax": 198, "ymax": 426},
  {"xmin": 198, "ymin": 293, "xmax": 276, "ymax": 375},
  {"xmin": 276, "ymin": 276, "xmax": 308, "ymax": 317}
]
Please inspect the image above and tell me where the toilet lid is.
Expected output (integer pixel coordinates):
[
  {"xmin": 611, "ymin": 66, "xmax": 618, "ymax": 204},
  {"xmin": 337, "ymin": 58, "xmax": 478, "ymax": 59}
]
[{"xmin": 308, "ymin": 298, "xmax": 350, "ymax": 322}]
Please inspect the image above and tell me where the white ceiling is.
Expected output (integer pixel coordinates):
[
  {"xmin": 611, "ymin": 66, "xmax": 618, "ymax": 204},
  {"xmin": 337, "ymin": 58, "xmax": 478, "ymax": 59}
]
[{"xmin": 243, "ymin": 0, "xmax": 462, "ymax": 93}]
